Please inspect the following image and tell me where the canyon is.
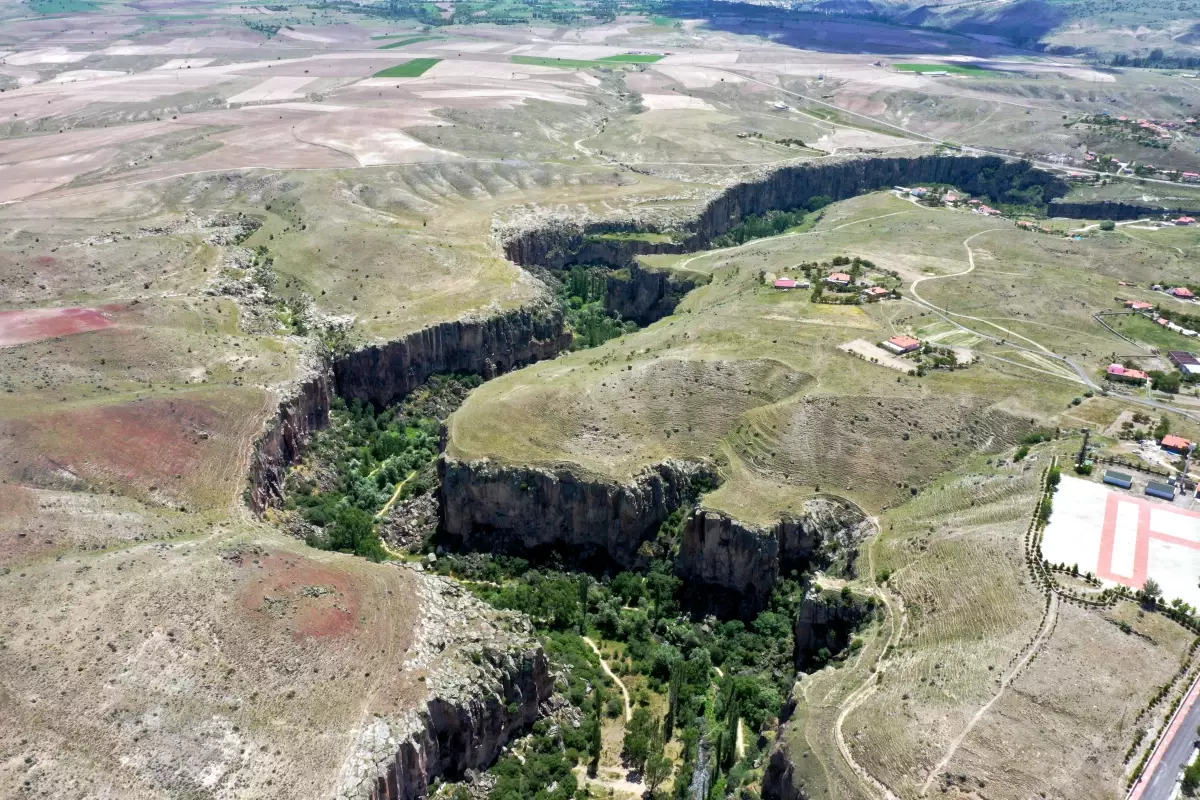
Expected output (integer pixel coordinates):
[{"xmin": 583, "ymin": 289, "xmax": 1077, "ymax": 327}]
[{"xmin": 246, "ymin": 153, "xmax": 1163, "ymax": 800}]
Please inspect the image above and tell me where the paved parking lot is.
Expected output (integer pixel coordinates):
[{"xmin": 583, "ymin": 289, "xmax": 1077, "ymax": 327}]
[{"xmin": 1042, "ymin": 475, "xmax": 1200, "ymax": 608}]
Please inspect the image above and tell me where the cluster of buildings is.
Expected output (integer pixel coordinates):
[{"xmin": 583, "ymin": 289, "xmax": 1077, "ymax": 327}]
[
  {"xmin": 1100, "ymin": 435, "xmax": 1195, "ymax": 502},
  {"xmin": 825, "ymin": 272, "xmax": 895, "ymax": 301},
  {"xmin": 892, "ymin": 185, "xmax": 1006, "ymax": 216}
]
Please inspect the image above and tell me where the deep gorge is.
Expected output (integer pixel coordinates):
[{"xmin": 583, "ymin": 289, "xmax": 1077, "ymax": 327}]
[{"xmin": 246, "ymin": 153, "xmax": 1160, "ymax": 800}]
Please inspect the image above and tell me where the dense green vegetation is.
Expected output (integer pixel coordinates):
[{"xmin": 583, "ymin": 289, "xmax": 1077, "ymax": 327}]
[
  {"xmin": 712, "ymin": 202, "xmax": 827, "ymax": 248},
  {"xmin": 586, "ymin": 231, "xmax": 677, "ymax": 244},
  {"xmin": 558, "ymin": 266, "xmax": 637, "ymax": 349},
  {"xmin": 283, "ymin": 374, "xmax": 480, "ymax": 560},
  {"xmin": 373, "ymin": 57, "xmax": 441, "ymax": 77},
  {"xmin": 512, "ymin": 55, "xmax": 636, "ymax": 70},
  {"xmin": 1108, "ymin": 51, "xmax": 1200, "ymax": 70},
  {"xmin": 434, "ymin": 539, "xmax": 875, "ymax": 797}
]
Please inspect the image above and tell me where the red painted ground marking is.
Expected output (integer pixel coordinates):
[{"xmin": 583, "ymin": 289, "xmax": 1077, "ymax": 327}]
[
  {"xmin": 1096, "ymin": 492, "xmax": 1200, "ymax": 590},
  {"xmin": 0, "ymin": 306, "xmax": 121, "ymax": 347}
]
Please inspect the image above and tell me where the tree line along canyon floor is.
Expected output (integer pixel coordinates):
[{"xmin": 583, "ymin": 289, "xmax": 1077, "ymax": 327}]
[{"xmin": 3, "ymin": 2, "xmax": 1200, "ymax": 800}]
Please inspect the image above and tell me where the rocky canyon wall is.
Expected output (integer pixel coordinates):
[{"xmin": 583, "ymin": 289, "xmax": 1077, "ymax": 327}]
[
  {"xmin": 247, "ymin": 373, "xmax": 334, "ymax": 513},
  {"xmin": 439, "ymin": 458, "xmax": 714, "ymax": 568},
  {"xmin": 335, "ymin": 303, "xmax": 571, "ymax": 410},
  {"xmin": 248, "ymin": 303, "xmax": 570, "ymax": 512},
  {"xmin": 761, "ymin": 743, "xmax": 807, "ymax": 800},
  {"xmin": 368, "ymin": 644, "xmax": 553, "ymax": 800},
  {"xmin": 676, "ymin": 498, "xmax": 872, "ymax": 617}
]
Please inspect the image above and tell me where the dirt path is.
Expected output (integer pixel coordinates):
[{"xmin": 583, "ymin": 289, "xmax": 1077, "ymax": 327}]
[
  {"xmin": 919, "ymin": 592, "xmax": 1060, "ymax": 795},
  {"xmin": 908, "ymin": 229, "xmax": 1055, "ymax": 355},
  {"xmin": 832, "ymin": 519, "xmax": 904, "ymax": 800},
  {"xmin": 584, "ymin": 636, "xmax": 631, "ymax": 722},
  {"xmin": 374, "ymin": 470, "xmax": 416, "ymax": 520}
]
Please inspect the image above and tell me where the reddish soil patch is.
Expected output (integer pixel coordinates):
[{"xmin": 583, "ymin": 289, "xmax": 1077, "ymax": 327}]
[
  {"xmin": 0, "ymin": 305, "xmax": 124, "ymax": 347},
  {"xmin": 17, "ymin": 395, "xmax": 218, "ymax": 503},
  {"xmin": 238, "ymin": 552, "xmax": 362, "ymax": 641}
]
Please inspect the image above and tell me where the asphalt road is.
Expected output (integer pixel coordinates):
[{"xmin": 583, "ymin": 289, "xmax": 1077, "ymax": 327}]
[{"xmin": 1135, "ymin": 675, "xmax": 1200, "ymax": 800}]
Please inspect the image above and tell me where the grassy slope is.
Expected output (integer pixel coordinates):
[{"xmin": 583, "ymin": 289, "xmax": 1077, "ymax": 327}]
[{"xmin": 451, "ymin": 192, "xmax": 1197, "ymax": 523}]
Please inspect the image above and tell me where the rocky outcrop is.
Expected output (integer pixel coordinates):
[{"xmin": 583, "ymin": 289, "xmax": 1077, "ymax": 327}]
[
  {"xmin": 762, "ymin": 742, "xmax": 807, "ymax": 800},
  {"xmin": 367, "ymin": 646, "xmax": 551, "ymax": 800},
  {"xmin": 336, "ymin": 572, "xmax": 555, "ymax": 800},
  {"xmin": 335, "ymin": 304, "xmax": 571, "ymax": 410},
  {"xmin": 676, "ymin": 498, "xmax": 872, "ymax": 617},
  {"xmin": 247, "ymin": 373, "xmax": 334, "ymax": 512},
  {"xmin": 504, "ymin": 156, "xmax": 1075, "ymax": 276},
  {"xmin": 793, "ymin": 588, "xmax": 877, "ymax": 669},
  {"xmin": 682, "ymin": 155, "xmax": 1071, "ymax": 246},
  {"xmin": 501, "ymin": 155, "xmax": 1085, "ymax": 332},
  {"xmin": 247, "ymin": 304, "xmax": 570, "ymax": 512},
  {"xmin": 606, "ymin": 264, "xmax": 701, "ymax": 327},
  {"xmin": 439, "ymin": 458, "xmax": 715, "ymax": 569}
]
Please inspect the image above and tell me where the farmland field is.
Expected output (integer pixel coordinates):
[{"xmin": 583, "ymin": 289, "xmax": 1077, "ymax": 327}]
[{"xmin": 372, "ymin": 58, "xmax": 442, "ymax": 78}]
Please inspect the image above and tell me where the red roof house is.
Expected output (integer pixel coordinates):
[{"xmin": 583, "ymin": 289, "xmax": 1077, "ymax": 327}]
[
  {"xmin": 774, "ymin": 278, "xmax": 797, "ymax": 289},
  {"xmin": 882, "ymin": 335, "xmax": 921, "ymax": 354},
  {"xmin": 1106, "ymin": 364, "xmax": 1149, "ymax": 383},
  {"xmin": 826, "ymin": 272, "xmax": 851, "ymax": 286},
  {"xmin": 1125, "ymin": 300, "xmax": 1154, "ymax": 311},
  {"xmin": 1161, "ymin": 434, "xmax": 1192, "ymax": 454},
  {"xmin": 1170, "ymin": 287, "xmax": 1195, "ymax": 299}
]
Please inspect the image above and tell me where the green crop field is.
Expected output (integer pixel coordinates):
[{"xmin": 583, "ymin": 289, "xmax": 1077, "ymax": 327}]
[
  {"xmin": 372, "ymin": 58, "xmax": 441, "ymax": 78},
  {"xmin": 1107, "ymin": 313, "xmax": 1200, "ymax": 352},
  {"xmin": 597, "ymin": 53, "xmax": 664, "ymax": 63},
  {"xmin": 893, "ymin": 62, "xmax": 999, "ymax": 76},
  {"xmin": 511, "ymin": 55, "xmax": 640, "ymax": 70},
  {"xmin": 376, "ymin": 35, "xmax": 439, "ymax": 49},
  {"xmin": 28, "ymin": 0, "xmax": 98, "ymax": 12}
]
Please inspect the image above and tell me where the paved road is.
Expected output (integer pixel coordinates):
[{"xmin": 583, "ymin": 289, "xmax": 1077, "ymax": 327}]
[{"xmin": 1132, "ymin": 674, "xmax": 1200, "ymax": 800}]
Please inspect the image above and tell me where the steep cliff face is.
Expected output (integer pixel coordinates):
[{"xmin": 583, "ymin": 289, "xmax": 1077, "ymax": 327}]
[
  {"xmin": 606, "ymin": 264, "xmax": 701, "ymax": 327},
  {"xmin": 336, "ymin": 304, "xmax": 571, "ymax": 410},
  {"xmin": 368, "ymin": 644, "xmax": 553, "ymax": 800},
  {"xmin": 675, "ymin": 510, "xmax": 781, "ymax": 618},
  {"xmin": 439, "ymin": 458, "xmax": 714, "ymax": 568},
  {"xmin": 676, "ymin": 498, "xmax": 872, "ymax": 617},
  {"xmin": 1048, "ymin": 198, "xmax": 1200, "ymax": 220},
  {"xmin": 502, "ymin": 155, "xmax": 1085, "ymax": 332},
  {"xmin": 684, "ymin": 155, "xmax": 1071, "ymax": 246},
  {"xmin": 247, "ymin": 304, "xmax": 570, "ymax": 512},
  {"xmin": 247, "ymin": 373, "xmax": 334, "ymax": 512},
  {"xmin": 793, "ymin": 589, "xmax": 877, "ymax": 669},
  {"xmin": 762, "ymin": 742, "xmax": 807, "ymax": 800}
]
